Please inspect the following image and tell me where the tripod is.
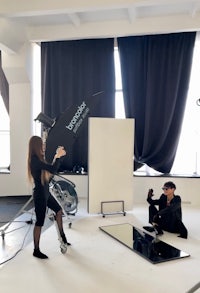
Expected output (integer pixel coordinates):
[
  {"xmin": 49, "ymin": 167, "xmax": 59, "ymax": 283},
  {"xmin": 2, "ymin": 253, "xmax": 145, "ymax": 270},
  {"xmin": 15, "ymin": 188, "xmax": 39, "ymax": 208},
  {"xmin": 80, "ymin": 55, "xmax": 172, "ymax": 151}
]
[{"xmin": 0, "ymin": 196, "xmax": 34, "ymax": 240}]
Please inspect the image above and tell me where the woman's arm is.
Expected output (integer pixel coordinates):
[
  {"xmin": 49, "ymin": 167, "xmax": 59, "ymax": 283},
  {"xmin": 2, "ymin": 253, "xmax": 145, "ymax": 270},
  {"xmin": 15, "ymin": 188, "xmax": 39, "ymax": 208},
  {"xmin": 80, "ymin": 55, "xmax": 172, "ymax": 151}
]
[
  {"xmin": 31, "ymin": 146, "xmax": 66, "ymax": 174},
  {"xmin": 52, "ymin": 146, "xmax": 66, "ymax": 163}
]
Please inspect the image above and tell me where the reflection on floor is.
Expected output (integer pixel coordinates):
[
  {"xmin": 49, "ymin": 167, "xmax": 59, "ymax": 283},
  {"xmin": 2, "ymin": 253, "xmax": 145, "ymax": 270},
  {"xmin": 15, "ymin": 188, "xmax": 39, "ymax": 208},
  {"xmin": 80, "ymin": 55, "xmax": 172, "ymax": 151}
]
[{"xmin": 0, "ymin": 199, "xmax": 200, "ymax": 293}]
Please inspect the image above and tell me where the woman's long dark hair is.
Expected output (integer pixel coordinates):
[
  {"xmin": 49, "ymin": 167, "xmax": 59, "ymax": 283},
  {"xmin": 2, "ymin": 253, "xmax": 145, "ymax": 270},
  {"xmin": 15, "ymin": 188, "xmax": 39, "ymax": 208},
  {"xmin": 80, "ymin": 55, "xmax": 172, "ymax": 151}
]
[{"xmin": 27, "ymin": 136, "xmax": 51, "ymax": 185}]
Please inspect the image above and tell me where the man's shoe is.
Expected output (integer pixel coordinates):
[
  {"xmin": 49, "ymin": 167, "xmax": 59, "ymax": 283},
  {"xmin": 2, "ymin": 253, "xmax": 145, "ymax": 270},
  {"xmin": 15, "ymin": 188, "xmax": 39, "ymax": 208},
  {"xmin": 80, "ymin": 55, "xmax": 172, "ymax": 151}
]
[
  {"xmin": 143, "ymin": 226, "xmax": 155, "ymax": 233},
  {"xmin": 178, "ymin": 234, "xmax": 187, "ymax": 239},
  {"xmin": 154, "ymin": 226, "xmax": 163, "ymax": 236}
]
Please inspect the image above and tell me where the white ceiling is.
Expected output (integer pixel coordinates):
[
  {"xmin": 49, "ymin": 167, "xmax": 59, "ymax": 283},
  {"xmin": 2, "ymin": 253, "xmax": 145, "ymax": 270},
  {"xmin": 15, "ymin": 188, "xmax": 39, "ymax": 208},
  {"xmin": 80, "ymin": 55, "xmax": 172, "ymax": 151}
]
[
  {"xmin": 1, "ymin": 0, "xmax": 200, "ymax": 27},
  {"xmin": 0, "ymin": 0, "xmax": 200, "ymax": 52}
]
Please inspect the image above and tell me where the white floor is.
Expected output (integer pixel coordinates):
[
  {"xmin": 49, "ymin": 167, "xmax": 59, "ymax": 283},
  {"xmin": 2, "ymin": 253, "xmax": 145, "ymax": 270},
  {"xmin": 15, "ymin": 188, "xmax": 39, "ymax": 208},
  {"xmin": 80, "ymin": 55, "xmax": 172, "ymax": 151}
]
[{"xmin": 0, "ymin": 198, "xmax": 200, "ymax": 293}]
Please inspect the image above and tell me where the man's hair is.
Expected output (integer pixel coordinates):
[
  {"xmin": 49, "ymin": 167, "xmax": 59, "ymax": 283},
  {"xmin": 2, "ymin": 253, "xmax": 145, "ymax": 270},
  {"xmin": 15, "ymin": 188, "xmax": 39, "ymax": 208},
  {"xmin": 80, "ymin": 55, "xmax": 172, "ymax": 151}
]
[{"xmin": 164, "ymin": 181, "xmax": 176, "ymax": 189}]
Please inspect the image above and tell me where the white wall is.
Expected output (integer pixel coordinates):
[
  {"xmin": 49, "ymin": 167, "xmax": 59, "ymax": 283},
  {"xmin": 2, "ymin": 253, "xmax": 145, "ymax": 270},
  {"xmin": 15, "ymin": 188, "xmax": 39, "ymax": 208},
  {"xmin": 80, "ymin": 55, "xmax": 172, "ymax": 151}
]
[
  {"xmin": 62, "ymin": 174, "xmax": 88, "ymax": 199},
  {"xmin": 63, "ymin": 174, "xmax": 200, "ymax": 208},
  {"xmin": 133, "ymin": 176, "xmax": 200, "ymax": 206}
]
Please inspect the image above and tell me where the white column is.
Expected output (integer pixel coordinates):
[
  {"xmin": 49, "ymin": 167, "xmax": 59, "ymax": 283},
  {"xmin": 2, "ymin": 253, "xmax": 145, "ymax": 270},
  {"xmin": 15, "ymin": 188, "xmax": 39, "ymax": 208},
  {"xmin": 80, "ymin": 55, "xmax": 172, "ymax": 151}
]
[
  {"xmin": 88, "ymin": 117, "xmax": 134, "ymax": 213},
  {"xmin": 0, "ymin": 43, "xmax": 33, "ymax": 196}
]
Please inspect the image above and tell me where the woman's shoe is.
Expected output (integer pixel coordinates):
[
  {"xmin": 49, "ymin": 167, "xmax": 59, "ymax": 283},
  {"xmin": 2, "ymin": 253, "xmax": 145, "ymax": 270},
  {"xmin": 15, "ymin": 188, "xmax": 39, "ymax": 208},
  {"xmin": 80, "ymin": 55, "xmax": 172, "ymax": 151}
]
[
  {"xmin": 61, "ymin": 233, "xmax": 71, "ymax": 245},
  {"xmin": 33, "ymin": 249, "xmax": 48, "ymax": 259}
]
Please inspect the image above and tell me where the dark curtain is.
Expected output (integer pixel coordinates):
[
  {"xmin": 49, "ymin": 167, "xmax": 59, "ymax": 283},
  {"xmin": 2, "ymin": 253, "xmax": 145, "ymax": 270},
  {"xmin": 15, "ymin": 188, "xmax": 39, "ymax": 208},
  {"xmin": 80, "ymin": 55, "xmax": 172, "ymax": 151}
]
[
  {"xmin": 0, "ymin": 51, "xmax": 9, "ymax": 113},
  {"xmin": 117, "ymin": 32, "xmax": 196, "ymax": 173},
  {"xmin": 41, "ymin": 38, "xmax": 115, "ymax": 171}
]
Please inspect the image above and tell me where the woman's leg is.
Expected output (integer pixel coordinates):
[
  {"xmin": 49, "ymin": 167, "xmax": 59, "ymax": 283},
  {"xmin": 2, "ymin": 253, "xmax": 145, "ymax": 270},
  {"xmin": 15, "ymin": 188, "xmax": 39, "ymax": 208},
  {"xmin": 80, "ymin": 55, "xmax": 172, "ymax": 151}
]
[
  {"xmin": 33, "ymin": 225, "xmax": 48, "ymax": 259},
  {"xmin": 33, "ymin": 225, "xmax": 42, "ymax": 250},
  {"xmin": 55, "ymin": 209, "xmax": 71, "ymax": 245},
  {"xmin": 47, "ymin": 194, "xmax": 71, "ymax": 245},
  {"xmin": 55, "ymin": 209, "xmax": 64, "ymax": 235},
  {"xmin": 33, "ymin": 193, "xmax": 48, "ymax": 259}
]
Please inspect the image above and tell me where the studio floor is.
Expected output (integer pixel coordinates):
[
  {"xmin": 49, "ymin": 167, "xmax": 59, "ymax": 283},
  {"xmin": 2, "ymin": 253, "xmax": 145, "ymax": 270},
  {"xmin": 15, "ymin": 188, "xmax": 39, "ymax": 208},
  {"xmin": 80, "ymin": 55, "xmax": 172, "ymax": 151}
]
[{"xmin": 0, "ymin": 198, "xmax": 200, "ymax": 293}]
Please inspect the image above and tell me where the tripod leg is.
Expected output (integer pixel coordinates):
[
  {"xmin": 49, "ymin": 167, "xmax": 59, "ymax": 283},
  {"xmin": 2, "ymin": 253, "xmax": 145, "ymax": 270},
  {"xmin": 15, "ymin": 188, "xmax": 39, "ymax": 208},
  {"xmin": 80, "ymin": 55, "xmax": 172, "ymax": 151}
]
[
  {"xmin": 0, "ymin": 230, "xmax": 5, "ymax": 241},
  {"xmin": 0, "ymin": 196, "xmax": 34, "ymax": 240}
]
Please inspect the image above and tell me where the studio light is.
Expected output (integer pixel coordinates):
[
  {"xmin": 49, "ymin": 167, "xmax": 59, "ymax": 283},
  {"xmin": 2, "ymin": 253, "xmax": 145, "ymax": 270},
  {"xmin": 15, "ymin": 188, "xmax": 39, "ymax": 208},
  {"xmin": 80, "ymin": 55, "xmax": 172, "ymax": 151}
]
[{"xmin": 34, "ymin": 112, "xmax": 55, "ymax": 128}]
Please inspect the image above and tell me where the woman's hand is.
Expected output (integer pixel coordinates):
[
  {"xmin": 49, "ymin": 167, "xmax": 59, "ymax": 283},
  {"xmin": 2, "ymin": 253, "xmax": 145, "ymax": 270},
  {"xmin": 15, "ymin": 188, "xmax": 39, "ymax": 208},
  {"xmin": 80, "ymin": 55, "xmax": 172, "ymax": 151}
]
[{"xmin": 55, "ymin": 146, "xmax": 66, "ymax": 158}]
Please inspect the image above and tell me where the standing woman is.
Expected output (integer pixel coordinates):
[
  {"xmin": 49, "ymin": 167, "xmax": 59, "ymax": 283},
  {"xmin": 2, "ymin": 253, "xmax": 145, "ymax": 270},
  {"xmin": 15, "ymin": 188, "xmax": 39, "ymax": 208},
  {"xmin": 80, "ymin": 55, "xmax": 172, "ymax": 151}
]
[{"xmin": 27, "ymin": 135, "xmax": 70, "ymax": 259}]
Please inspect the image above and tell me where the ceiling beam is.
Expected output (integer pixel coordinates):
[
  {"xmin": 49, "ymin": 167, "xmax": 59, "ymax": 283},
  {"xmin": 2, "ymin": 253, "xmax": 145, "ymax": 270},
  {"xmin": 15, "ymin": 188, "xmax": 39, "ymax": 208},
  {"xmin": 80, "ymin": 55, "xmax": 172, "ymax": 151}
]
[
  {"xmin": 127, "ymin": 6, "xmax": 137, "ymax": 23},
  {"xmin": 68, "ymin": 13, "xmax": 81, "ymax": 27}
]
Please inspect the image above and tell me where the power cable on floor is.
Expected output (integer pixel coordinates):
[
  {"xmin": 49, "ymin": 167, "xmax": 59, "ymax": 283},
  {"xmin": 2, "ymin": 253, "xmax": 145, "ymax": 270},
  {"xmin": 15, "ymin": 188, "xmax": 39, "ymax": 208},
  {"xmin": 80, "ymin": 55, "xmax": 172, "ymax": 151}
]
[{"xmin": 0, "ymin": 211, "xmax": 35, "ymax": 265}]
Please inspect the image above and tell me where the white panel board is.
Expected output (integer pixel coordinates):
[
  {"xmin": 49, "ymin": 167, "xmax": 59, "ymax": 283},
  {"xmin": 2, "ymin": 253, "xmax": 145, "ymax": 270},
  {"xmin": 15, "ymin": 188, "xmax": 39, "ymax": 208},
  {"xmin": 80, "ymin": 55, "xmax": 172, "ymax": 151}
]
[{"xmin": 88, "ymin": 118, "xmax": 134, "ymax": 213}]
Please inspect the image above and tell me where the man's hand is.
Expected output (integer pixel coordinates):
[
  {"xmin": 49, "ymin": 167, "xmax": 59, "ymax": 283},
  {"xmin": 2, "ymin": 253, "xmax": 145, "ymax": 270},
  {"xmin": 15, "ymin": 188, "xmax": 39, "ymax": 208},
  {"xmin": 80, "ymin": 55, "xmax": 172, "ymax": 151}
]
[{"xmin": 148, "ymin": 188, "xmax": 154, "ymax": 198}]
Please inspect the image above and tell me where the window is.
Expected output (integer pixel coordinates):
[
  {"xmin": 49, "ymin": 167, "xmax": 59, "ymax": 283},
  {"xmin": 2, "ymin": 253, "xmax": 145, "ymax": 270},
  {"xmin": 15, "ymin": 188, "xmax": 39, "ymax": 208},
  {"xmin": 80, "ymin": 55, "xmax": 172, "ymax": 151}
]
[
  {"xmin": 32, "ymin": 43, "xmax": 41, "ymax": 136},
  {"xmin": 114, "ymin": 39, "xmax": 200, "ymax": 176},
  {"xmin": 114, "ymin": 46, "xmax": 125, "ymax": 119},
  {"xmin": 170, "ymin": 36, "xmax": 200, "ymax": 176}
]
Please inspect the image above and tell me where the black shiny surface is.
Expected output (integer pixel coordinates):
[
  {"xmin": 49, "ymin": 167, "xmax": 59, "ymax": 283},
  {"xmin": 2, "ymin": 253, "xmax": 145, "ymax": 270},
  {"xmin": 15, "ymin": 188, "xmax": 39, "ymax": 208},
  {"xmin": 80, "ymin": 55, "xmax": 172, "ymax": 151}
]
[{"xmin": 99, "ymin": 223, "xmax": 190, "ymax": 264}]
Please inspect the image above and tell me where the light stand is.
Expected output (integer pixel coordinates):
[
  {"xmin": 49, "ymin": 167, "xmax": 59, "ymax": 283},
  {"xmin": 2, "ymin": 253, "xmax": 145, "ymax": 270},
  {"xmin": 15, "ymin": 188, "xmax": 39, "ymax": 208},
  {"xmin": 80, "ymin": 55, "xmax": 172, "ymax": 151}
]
[
  {"xmin": 0, "ymin": 113, "xmax": 54, "ymax": 241},
  {"xmin": 0, "ymin": 196, "xmax": 34, "ymax": 241}
]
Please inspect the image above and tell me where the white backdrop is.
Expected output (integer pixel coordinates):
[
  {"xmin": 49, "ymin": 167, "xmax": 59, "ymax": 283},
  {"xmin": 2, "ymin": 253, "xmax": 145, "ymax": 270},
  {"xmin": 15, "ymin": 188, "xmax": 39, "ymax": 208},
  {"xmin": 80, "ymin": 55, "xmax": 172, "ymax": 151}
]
[{"xmin": 88, "ymin": 117, "xmax": 134, "ymax": 214}]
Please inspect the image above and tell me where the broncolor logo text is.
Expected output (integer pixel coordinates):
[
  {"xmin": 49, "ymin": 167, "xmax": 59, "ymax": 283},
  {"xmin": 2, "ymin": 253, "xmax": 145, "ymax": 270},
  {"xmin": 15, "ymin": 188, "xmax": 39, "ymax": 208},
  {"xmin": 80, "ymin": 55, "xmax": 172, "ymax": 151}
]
[{"xmin": 66, "ymin": 101, "xmax": 87, "ymax": 132}]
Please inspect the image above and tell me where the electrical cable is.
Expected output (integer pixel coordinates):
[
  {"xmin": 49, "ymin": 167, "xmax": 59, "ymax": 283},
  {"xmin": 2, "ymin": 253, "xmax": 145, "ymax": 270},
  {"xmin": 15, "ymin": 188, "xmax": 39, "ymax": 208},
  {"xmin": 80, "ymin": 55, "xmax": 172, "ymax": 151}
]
[
  {"xmin": 0, "ymin": 220, "xmax": 33, "ymax": 224},
  {"xmin": 0, "ymin": 223, "xmax": 33, "ymax": 265},
  {"xmin": 0, "ymin": 210, "xmax": 35, "ymax": 266},
  {"xmin": 0, "ymin": 207, "xmax": 35, "ymax": 236},
  {"xmin": 3, "ymin": 224, "xmax": 31, "ymax": 235}
]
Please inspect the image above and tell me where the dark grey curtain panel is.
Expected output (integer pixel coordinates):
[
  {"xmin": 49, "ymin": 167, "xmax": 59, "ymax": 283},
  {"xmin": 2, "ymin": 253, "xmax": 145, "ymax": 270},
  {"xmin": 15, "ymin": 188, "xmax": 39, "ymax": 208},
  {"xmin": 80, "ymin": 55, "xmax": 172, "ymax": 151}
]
[
  {"xmin": 0, "ymin": 51, "xmax": 9, "ymax": 113},
  {"xmin": 117, "ymin": 32, "xmax": 196, "ymax": 173},
  {"xmin": 41, "ymin": 38, "xmax": 115, "ymax": 171}
]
